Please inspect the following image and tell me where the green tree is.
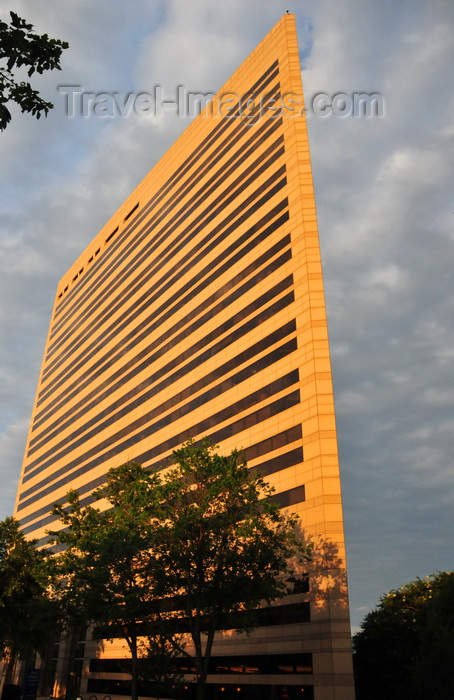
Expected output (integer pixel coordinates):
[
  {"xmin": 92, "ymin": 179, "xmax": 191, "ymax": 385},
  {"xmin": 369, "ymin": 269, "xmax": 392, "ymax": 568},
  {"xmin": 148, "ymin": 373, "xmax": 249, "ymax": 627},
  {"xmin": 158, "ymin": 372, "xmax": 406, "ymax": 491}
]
[
  {"xmin": 412, "ymin": 572, "xmax": 454, "ymax": 699},
  {"xmin": 0, "ymin": 517, "xmax": 59, "ymax": 691},
  {"xmin": 48, "ymin": 463, "xmax": 167, "ymax": 700},
  {"xmin": 49, "ymin": 441, "xmax": 308, "ymax": 700},
  {"xmin": 0, "ymin": 11, "xmax": 68, "ymax": 130},
  {"xmin": 138, "ymin": 634, "xmax": 185, "ymax": 700},
  {"xmin": 156, "ymin": 439, "xmax": 308, "ymax": 700},
  {"xmin": 353, "ymin": 571, "xmax": 454, "ymax": 700}
]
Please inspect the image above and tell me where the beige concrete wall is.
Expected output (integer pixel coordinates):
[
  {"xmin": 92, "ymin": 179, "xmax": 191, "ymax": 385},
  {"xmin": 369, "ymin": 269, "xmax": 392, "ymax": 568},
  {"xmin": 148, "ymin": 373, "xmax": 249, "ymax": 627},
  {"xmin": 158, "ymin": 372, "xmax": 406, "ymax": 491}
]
[{"xmin": 14, "ymin": 14, "xmax": 354, "ymax": 700}]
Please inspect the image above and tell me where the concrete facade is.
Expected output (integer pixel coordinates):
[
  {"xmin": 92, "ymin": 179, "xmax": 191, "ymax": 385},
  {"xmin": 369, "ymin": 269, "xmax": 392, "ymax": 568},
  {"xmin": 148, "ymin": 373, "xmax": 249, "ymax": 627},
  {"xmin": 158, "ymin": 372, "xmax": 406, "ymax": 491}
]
[{"xmin": 14, "ymin": 14, "xmax": 355, "ymax": 700}]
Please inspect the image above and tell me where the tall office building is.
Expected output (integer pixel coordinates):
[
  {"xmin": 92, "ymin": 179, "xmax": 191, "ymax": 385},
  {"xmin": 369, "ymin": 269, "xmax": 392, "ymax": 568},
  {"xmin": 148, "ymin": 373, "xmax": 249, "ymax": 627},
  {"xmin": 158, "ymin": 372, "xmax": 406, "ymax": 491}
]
[{"xmin": 14, "ymin": 14, "xmax": 354, "ymax": 700}]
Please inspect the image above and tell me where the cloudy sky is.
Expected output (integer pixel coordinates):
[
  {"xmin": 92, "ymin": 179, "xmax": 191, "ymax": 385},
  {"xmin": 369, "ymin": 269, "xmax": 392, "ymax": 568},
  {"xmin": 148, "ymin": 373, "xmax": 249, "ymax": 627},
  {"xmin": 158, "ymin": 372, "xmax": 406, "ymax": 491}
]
[{"xmin": 1, "ymin": 0, "xmax": 453, "ymax": 632}]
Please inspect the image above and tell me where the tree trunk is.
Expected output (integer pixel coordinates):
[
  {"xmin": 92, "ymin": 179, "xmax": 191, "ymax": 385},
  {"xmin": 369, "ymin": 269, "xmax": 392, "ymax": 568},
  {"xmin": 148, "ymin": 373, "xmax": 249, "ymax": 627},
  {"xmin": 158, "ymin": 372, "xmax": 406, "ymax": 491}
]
[
  {"xmin": 128, "ymin": 635, "xmax": 139, "ymax": 700},
  {"xmin": 195, "ymin": 675, "xmax": 207, "ymax": 700},
  {"xmin": 194, "ymin": 620, "xmax": 217, "ymax": 700}
]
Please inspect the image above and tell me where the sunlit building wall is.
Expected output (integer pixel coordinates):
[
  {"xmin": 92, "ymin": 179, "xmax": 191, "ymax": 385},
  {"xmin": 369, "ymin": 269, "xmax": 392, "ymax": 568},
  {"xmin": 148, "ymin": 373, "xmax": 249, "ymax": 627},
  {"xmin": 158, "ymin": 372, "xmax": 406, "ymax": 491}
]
[{"xmin": 14, "ymin": 14, "xmax": 354, "ymax": 700}]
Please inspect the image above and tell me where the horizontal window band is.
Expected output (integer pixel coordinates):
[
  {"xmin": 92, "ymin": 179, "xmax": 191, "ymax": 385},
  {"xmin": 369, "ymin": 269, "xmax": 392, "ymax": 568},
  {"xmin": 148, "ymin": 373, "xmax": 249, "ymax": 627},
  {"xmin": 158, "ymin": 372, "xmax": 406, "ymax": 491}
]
[
  {"xmin": 39, "ymin": 177, "xmax": 288, "ymax": 411},
  {"xmin": 52, "ymin": 101, "xmax": 281, "ymax": 342},
  {"xmin": 18, "ymin": 375, "xmax": 299, "ymax": 513},
  {"xmin": 29, "ymin": 312, "xmax": 295, "ymax": 459},
  {"xmin": 134, "ymin": 384, "xmax": 300, "ymax": 469},
  {"xmin": 269, "ymin": 485, "xmax": 306, "ymax": 508},
  {"xmin": 26, "ymin": 321, "xmax": 296, "ymax": 470},
  {"xmin": 31, "ymin": 211, "xmax": 290, "ymax": 432},
  {"xmin": 49, "ymin": 117, "xmax": 284, "ymax": 349},
  {"xmin": 47, "ymin": 132, "xmax": 285, "ymax": 362},
  {"xmin": 249, "ymin": 446, "xmax": 303, "ymax": 478},
  {"xmin": 86, "ymin": 680, "xmax": 313, "ymax": 700},
  {"xmin": 89, "ymin": 651, "xmax": 313, "ymax": 675},
  {"xmin": 51, "ymin": 61, "xmax": 280, "ymax": 328},
  {"xmin": 41, "ymin": 159, "xmax": 287, "ymax": 387},
  {"xmin": 23, "ymin": 367, "xmax": 299, "ymax": 500},
  {"xmin": 246, "ymin": 424, "xmax": 302, "ymax": 460},
  {"xmin": 22, "ymin": 333, "xmax": 298, "ymax": 489},
  {"xmin": 20, "ymin": 423, "xmax": 303, "ymax": 535},
  {"xmin": 102, "ymin": 600, "xmax": 310, "ymax": 637},
  {"xmin": 31, "ymin": 267, "xmax": 292, "ymax": 451}
]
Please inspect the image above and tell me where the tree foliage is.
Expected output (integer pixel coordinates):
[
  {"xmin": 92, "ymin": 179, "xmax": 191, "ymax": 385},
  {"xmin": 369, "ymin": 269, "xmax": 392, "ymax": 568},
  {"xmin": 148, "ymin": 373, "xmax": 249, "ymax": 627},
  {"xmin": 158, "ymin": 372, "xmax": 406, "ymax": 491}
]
[
  {"xmin": 138, "ymin": 634, "xmax": 185, "ymax": 700},
  {"xmin": 0, "ymin": 11, "xmax": 68, "ymax": 130},
  {"xmin": 48, "ymin": 463, "xmax": 166, "ymax": 700},
  {"xmin": 0, "ymin": 516, "xmax": 59, "ymax": 662},
  {"xmin": 49, "ymin": 439, "xmax": 308, "ymax": 700},
  {"xmin": 353, "ymin": 571, "xmax": 454, "ymax": 700},
  {"xmin": 157, "ymin": 439, "xmax": 307, "ymax": 700}
]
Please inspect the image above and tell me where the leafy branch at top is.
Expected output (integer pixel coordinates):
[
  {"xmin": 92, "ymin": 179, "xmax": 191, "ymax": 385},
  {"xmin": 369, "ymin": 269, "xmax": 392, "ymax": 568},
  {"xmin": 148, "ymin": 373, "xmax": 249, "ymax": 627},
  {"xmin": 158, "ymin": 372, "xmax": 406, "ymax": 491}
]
[{"xmin": 0, "ymin": 11, "xmax": 68, "ymax": 130}]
